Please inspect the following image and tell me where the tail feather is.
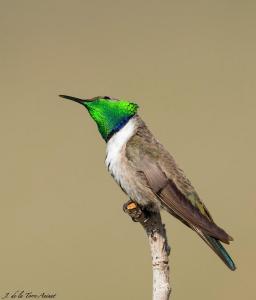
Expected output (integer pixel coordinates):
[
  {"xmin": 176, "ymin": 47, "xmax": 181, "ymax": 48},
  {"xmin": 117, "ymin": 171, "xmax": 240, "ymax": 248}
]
[{"xmin": 194, "ymin": 227, "xmax": 236, "ymax": 271}]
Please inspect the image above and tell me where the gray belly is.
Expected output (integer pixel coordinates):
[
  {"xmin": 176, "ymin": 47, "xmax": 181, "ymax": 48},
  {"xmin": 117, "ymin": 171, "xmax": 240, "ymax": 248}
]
[{"xmin": 107, "ymin": 157, "xmax": 160, "ymax": 210}]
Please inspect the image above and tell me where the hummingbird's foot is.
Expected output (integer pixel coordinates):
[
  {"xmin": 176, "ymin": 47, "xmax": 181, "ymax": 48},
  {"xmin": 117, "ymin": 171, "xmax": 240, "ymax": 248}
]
[{"xmin": 123, "ymin": 200, "xmax": 143, "ymax": 222}]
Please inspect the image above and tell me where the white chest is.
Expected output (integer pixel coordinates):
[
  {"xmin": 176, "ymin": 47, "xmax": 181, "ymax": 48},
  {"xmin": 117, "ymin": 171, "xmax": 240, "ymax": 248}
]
[{"xmin": 105, "ymin": 118, "xmax": 136, "ymax": 195}]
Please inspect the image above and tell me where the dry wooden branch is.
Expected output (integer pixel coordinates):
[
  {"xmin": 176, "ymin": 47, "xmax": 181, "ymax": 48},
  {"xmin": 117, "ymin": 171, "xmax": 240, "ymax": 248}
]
[{"xmin": 123, "ymin": 200, "xmax": 171, "ymax": 300}]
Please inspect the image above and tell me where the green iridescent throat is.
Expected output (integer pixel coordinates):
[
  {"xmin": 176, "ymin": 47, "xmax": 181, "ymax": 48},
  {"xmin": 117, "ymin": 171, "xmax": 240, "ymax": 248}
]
[{"xmin": 82, "ymin": 98, "xmax": 139, "ymax": 141}]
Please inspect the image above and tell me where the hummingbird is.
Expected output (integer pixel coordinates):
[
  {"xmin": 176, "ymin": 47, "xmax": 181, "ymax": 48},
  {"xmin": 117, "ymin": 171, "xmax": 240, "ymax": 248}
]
[{"xmin": 59, "ymin": 94, "xmax": 236, "ymax": 271}]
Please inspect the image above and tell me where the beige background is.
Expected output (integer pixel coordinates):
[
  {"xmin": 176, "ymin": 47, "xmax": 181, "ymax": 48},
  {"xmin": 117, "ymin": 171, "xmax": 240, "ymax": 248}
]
[{"xmin": 1, "ymin": 1, "xmax": 255, "ymax": 299}]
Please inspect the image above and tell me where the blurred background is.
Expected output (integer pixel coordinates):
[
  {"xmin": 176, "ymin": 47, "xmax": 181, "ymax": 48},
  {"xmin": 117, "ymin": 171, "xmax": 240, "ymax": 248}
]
[{"xmin": 1, "ymin": 1, "xmax": 255, "ymax": 299}]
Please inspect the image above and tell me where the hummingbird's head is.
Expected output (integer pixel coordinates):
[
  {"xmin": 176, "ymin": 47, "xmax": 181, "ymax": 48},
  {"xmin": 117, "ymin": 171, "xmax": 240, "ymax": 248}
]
[{"xmin": 59, "ymin": 95, "xmax": 139, "ymax": 141}]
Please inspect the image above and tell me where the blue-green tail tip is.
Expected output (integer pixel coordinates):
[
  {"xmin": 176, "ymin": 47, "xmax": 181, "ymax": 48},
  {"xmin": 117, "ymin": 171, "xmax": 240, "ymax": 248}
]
[
  {"xmin": 219, "ymin": 243, "xmax": 236, "ymax": 271},
  {"xmin": 204, "ymin": 235, "xmax": 236, "ymax": 271},
  {"xmin": 208, "ymin": 236, "xmax": 236, "ymax": 271}
]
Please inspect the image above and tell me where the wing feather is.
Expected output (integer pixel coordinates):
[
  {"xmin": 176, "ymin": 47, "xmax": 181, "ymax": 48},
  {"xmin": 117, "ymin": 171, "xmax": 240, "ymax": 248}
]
[
  {"xmin": 125, "ymin": 121, "xmax": 232, "ymax": 243},
  {"xmin": 139, "ymin": 159, "xmax": 231, "ymax": 243}
]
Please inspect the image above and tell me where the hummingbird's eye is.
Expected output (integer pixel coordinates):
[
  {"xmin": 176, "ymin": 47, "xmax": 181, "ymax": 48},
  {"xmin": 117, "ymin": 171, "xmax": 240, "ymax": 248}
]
[{"xmin": 103, "ymin": 96, "xmax": 111, "ymax": 100}]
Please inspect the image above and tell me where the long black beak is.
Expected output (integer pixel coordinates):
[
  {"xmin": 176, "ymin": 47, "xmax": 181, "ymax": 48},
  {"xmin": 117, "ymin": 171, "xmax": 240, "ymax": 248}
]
[{"xmin": 59, "ymin": 95, "xmax": 84, "ymax": 104}]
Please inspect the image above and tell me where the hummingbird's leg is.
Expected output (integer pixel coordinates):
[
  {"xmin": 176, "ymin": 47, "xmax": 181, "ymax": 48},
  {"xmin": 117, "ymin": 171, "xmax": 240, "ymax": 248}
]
[{"xmin": 123, "ymin": 200, "xmax": 148, "ymax": 223}]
